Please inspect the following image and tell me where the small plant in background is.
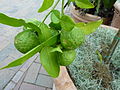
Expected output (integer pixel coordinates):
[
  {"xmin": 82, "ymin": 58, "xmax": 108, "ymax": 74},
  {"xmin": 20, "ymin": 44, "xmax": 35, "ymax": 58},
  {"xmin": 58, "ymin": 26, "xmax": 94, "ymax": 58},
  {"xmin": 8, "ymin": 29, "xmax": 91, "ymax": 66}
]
[
  {"xmin": 0, "ymin": 0, "xmax": 102, "ymax": 77},
  {"xmin": 73, "ymin": 0, "xmax": 117, "ymax": 24}
]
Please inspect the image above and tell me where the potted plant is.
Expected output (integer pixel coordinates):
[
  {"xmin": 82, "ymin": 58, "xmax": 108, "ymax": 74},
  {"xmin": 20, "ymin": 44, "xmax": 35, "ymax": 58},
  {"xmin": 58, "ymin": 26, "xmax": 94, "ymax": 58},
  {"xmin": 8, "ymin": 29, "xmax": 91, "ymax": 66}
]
[
  {"xmin": 70, "ymin": 0, "xmax": 117, "ymax": 25},
  {"xmin": 0, "ymin": 0, "xmax": 120, "ymax": 90},
  {"xmin": 54, "ymin": 25, "xmax": 120, "ymax": 90}
]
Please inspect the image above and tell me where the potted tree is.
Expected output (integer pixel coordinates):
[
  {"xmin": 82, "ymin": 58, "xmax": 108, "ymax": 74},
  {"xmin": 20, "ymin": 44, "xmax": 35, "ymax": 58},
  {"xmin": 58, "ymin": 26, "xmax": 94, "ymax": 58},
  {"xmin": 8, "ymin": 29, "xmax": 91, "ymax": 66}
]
[
  {"xmin": 0, "ymin": 0, "xmax": 120, "ymax": 90},
  {"xmin": 70, "ymin": 0, "xmax": 117, "ymax": 25}
]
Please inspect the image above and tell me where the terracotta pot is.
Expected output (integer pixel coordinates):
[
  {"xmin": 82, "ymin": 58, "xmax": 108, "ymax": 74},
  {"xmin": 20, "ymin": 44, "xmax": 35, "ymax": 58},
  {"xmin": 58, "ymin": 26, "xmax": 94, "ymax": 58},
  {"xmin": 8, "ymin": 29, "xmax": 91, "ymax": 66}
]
[
  {"xmin": 111, "ymin": 1, "xmax": 120, "ymax": 29},
  {"xmin": 54, "ymin": 66, "xmax": 77, "ymax": 90},
  {"xmin": 70, "ymin": 5, "xmax": 113, "ymax": 25},
  {"xmin": 53, "ymin": 25, "xmax": 118, "ymax": 90}
]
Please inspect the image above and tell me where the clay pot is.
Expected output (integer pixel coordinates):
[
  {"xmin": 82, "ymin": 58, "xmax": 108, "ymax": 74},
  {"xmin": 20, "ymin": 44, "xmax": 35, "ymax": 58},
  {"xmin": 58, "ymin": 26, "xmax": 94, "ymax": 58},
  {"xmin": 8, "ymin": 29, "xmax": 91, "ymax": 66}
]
[
  {"xmin": 70, "ymin": 5, "xmax": 113, "ymax": 25},
  {"xmin": 111, "ymin": 1, "xmax": 120, "ymax": 29}
]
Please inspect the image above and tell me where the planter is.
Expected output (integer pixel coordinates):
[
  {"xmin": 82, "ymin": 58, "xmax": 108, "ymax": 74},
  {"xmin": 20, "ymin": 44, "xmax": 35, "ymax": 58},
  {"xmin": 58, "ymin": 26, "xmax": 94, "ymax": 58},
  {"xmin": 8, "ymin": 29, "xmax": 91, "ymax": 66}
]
[
  {"xmin": 111, "ymin": 1, "xmax": 120, "ymax": 28},
  {"xmin": 54, "ymin": 66, "xmax": 77, "ymax": 90},
  {"xmin": 70, "ymin": 4, "xmax": 113, "ymax": 25},
  {"xmin": 54, "ymin": 25, "xmax": 119, "ymax": 90}
]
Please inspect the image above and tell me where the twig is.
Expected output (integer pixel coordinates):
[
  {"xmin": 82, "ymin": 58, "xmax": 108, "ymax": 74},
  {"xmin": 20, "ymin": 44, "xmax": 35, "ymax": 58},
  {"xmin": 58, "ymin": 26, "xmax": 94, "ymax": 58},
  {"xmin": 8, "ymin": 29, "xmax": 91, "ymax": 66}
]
[
  {"xmin": 42, "ymin": 0, "xmax": 60, "ymax": 23},
  {"xmin": 103, "ymin": 29, "xmax": 120, "ymax": 64},
  {"xmin": 61, "ymin": 0, "xmax": 65, "ymax": 15}
]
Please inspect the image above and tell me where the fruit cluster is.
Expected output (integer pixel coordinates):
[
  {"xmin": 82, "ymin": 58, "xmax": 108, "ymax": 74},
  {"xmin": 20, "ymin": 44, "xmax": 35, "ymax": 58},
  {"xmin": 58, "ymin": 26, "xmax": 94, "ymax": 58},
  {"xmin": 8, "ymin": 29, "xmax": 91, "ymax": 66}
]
[{"xmin": 14, "ymin": 16, "xmax": 85, "ymax": 67}]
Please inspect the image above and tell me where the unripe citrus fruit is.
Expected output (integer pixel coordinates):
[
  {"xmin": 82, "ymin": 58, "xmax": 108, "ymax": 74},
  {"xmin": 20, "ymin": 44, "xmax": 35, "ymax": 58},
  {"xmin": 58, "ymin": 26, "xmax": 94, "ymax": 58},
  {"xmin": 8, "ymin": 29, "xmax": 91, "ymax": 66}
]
[
  {"xmin": 14, "ymin": 30, "xmax": 40, "ymax": 54},
  {"xmin": 60, "ymin": 27, "xmax": 85, "ymax": 49}
]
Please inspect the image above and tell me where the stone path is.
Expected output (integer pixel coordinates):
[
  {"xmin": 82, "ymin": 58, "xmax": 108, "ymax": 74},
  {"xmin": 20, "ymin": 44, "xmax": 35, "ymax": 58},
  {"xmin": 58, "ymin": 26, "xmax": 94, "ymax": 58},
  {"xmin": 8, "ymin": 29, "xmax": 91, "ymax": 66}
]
[
  {"xmin": 0, "ymin": 0, "xmax": 62, "ymax": 89},
  {"xmin": 3, "ymin": 55, "xmax": 53, "ymax": 90}
]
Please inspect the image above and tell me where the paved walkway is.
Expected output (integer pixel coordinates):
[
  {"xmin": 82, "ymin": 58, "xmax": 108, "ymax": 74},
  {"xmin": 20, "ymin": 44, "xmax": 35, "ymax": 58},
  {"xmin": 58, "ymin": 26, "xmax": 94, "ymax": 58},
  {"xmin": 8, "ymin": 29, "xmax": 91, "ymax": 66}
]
[{"xmin": 0, "ymin": 0, "xmax": 62, "ymax": 89}]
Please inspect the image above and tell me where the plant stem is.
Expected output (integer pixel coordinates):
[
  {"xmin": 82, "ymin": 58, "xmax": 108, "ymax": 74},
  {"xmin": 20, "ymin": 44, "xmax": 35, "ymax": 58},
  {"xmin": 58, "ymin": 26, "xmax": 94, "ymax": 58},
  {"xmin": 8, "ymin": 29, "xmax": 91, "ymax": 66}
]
[
  {"xmin": 104, "ymin": 29, "xmax": 120, "ymax": 64},
  {"xmin": 62, "ymin": 0, "xmax": 64, "ymax": 15},
  {"xmin": 64, "ymin": 0, "xmax": 70, "ymax": 9},
  {"xmin": 64, "ymin": 1, "xmax": 68, "ymax": 9},
  {"xmin": 42, "ymin": 0, "xmax": 60, "ymax": 23},
  {"xmin": 95, "ymin": 0, "xmax": 101, "ymax": 15}
]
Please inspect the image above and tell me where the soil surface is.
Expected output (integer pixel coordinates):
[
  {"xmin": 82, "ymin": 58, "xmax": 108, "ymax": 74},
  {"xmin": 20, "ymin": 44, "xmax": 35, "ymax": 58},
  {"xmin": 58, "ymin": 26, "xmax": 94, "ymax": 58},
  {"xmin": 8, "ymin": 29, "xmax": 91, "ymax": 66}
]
[{"xmin": 92, "ymin": 62, "xmax": 112, "ymax": 89}]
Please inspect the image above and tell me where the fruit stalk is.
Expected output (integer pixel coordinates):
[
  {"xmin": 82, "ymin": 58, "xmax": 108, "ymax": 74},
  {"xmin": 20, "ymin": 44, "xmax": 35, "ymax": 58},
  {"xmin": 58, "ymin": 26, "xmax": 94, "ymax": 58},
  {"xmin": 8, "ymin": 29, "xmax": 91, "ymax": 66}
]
[
  {"xmin": 62, "ymin": 0, "xmax": 65, "ymax": 15},
  {"xmin": 95, "ymin": 0, "xmax": 101, "ymax": 15},
  {"xmin": 41, "ymin": 0, "xmax": 60, "ymax": 23}
]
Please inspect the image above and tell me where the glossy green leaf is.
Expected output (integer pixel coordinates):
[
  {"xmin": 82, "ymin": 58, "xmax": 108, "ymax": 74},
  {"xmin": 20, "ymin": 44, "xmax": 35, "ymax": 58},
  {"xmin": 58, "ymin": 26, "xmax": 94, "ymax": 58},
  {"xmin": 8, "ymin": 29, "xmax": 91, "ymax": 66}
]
[
  {"xmin": 75, "ymin": 0, "xmax": 94, "ymax": 9},
  {"xmin": 60, "ymin": 15, "xmax": 75, "ymax": 31},
  {"xmin": 0, "ymin": 33, "xmax": 59, "ymax": 70},
  {"xmin": 0, "ymin": 13, "xmax": 41, "ymax": 33},
  {"xmin": 39, "ymin": 23, "xmax": 53, "ymax": 43},
  {"xmin": 49, "ymin": 22, "xmax": 61, "ymax": 30},
  {"xmin": 76, "ymin": 19, "xmax": 103, "ymax": 35},
  {"xmin": 0, "ymin": 13, "xmax": 26, "ymax": 27},
  {"xmin": 23, "ymin": 19, "xmax": 41, "ymax": 34},
  {"xmin": 40, "ymin": 47, "xmax": 60, "ymax": 78},
  {"xmin": 39, "ymin": 23, "xmax": 58, "ymax": 46},
  {"xmin": 25, "ymin": 19, "xmax": 41, "ymax": 26},
  {"xmin": 26, "ymin": 23, "xmax": 41, "ymax": 33},
  {"xmin": 38, "ymin": 0, "xmax": 54, "ymax": 13},
  {"xmin": 51, "ymin": 10, "xmax": 60, "ymax": 24}
]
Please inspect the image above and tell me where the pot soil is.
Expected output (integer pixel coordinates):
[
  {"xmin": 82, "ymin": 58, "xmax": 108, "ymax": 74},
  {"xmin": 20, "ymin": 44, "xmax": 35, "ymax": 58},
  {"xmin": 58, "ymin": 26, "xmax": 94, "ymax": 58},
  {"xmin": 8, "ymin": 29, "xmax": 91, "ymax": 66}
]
[
  {"xmin": 70, "ymin": 4, "xmax": 114, "ymax": 25},
  {"xmin": 54, "ymin": 25, "xmax": 120, "ymax": 90}
]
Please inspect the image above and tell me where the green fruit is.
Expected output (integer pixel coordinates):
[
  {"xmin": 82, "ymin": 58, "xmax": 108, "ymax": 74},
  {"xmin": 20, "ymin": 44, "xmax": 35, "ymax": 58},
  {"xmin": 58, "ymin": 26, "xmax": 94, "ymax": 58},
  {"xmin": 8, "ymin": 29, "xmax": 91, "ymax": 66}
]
[
  {"xmin": 14, "ymin": 30, "xmax": 40, "ymax": 54},
  {"xmin": 60, "ymin": 27, "xmax": 85, "ymax": 49},
  {"xmin": 58, "ymin": 50, "xmax": 76, "ymax": 66}
]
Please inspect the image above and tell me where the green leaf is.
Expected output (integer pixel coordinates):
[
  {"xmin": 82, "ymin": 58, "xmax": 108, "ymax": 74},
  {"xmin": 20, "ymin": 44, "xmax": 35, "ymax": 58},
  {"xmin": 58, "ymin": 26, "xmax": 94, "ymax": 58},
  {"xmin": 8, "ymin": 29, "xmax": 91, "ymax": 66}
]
[
  {"xmin": 96, "ymin": 50, "xmax": 103, "ymax": 63},
  {"xmin": 0, "ymin": 13, "xmax": 26, "ymax": 27},
  {"xmin": 50, "ymin": 45, "xmax": 63, "ymax": 53},
  {"xmin": 39, "ymin": 23, "xmax": 58, "ymax": 45},
  {"xmin": 38, "ymin": 0, "xmax": 54, "ymax": 13},
  {"xmin": 0, "ymin": 33, "xmax": 59, "ymax": 70},
  {"xmin": 75, "ymin": 0, "xmax": 94, "ymax": 9},
  {"xmin": 0, "ymin": 13, "xmax": 41, "ymax": 33},
  {"xmin": 103, "ymin": 0, "xmax": 116, "ymax": 8},
  {"xmin": 26, "ymin": 23, "xmax": 41, "ymax": 33},
  {"xmin": 39, "ymin": 23, "xmax": 53, "ymax": 43},
  {"xmin": 76, "ymin": 22, "xmax": 85, "ymax": 27},
  {"xmin": 76, "ymin": 19, "xmax": 103, "ymax": 35},
  {"xmin": 40, "ymin": 47, "xmax": 60, "ymax": 78},
  {"xmin": 49, "ymin": 22, "xmax": 61, "ymax": 30},
  {"xmin": 22, "ymin": 19, "xmax": 41, "ymax": 34},
  {"xmin": 60, "ymin": 15, "xmax": 75, "ymax": 31},
  {"xmin": 51, "ymin": 10, "xmax": 60, "ymax": 24},
  {"xmin": 25, "ymin": 19, "xmax": 41, "ymax": 26}
]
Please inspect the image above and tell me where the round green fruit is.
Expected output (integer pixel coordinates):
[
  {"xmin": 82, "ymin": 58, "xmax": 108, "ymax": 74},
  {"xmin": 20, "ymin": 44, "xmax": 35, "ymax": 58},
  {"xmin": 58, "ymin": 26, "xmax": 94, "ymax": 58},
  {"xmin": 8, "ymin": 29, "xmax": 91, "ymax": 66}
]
[
  {"xmin": 14, "ymin": 30, "xmax": 40, "ymax": 54},
  {"xmin": 60, "ymin": 27, "xmax": 85, "ymax": 49},
  {"xmin": 58, "ymin": 50, "xmax": 76, "ymax": 66}
]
